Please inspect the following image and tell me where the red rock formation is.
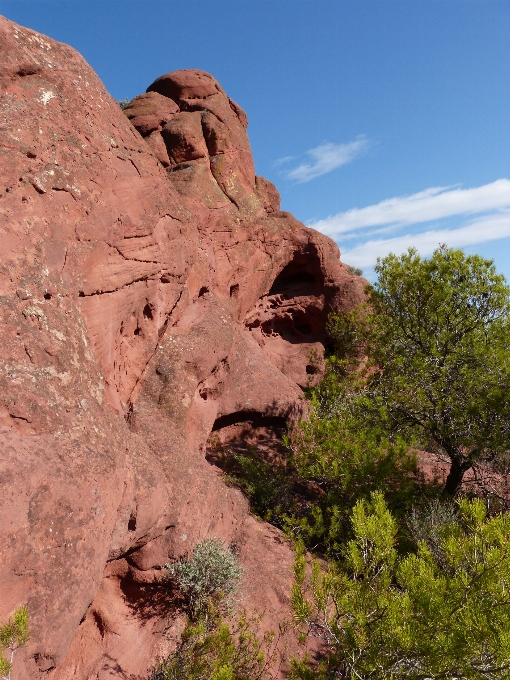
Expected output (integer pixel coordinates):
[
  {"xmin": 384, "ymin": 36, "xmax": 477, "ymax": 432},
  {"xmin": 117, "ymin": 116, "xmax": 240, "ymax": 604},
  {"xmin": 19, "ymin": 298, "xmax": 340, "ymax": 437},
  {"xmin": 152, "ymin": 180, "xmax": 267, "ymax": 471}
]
[{"xmin": 0, "ymin": 17, "xmax": 365, "ymax": 679}]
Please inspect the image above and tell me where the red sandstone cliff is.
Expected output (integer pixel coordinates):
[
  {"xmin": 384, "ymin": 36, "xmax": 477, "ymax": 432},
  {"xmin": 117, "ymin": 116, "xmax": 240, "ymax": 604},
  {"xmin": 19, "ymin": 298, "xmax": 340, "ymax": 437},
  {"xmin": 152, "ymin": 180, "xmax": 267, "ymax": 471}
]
[{"xmin": 0, "ymin": 17, "xmax": 364, "ymax": 679}]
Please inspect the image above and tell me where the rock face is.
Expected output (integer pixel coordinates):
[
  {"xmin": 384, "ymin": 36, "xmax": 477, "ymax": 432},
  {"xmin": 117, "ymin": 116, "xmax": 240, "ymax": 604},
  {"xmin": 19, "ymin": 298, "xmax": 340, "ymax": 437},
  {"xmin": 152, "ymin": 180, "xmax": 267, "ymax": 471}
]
[{"xmin": 0, "ymin": 17, "xmax": 365, "ymax": 679}]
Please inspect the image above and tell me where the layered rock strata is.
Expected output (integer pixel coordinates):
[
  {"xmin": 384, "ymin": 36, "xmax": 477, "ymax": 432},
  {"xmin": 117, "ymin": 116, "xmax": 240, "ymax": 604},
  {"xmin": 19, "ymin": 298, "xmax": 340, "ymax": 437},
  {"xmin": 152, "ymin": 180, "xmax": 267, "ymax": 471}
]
[{"xmin": 0, "ymin": 17, "xmax": 364, "ymax": 679}]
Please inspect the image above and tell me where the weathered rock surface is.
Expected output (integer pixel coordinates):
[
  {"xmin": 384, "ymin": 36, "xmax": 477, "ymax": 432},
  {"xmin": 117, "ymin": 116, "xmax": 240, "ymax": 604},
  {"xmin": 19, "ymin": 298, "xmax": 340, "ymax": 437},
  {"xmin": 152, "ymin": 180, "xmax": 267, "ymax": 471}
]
[{"xmin": 0, "ymin": 16, "xmax": 365, "ymax": 679}]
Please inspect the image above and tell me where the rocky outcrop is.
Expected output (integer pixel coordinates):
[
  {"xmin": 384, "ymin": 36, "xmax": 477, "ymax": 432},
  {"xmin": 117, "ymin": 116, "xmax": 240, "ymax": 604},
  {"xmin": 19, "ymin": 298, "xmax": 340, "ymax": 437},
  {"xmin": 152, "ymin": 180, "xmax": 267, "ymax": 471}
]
[{"xmin": 0, "ymin": 17, "xmax": 365, "ymax": 679}]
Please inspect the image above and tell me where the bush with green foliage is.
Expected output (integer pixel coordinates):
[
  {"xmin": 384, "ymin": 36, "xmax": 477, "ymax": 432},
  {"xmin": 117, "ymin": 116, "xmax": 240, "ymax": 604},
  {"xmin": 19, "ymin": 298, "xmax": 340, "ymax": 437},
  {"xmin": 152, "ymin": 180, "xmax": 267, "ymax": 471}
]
[
  {"xmin": 328, "ymin": 246, "xmax": 510, "ymax": 496},
  {"xmin": 286, "ymin": 400, "xmax": 418, "ymax": 557},
  {"xmin": 211, "ymin": 445, "xmax": 293, "ymax": 528},
  {"xmin": 166, "ymin": 538, "xmax": 243, "ymax": 619},
  {"xmin": 211, "ymin": 401, "xmax": 418, "ymax": 559},
  {"xmin": 0, "ymin": 606, "xmax": 29, "ymax": 680},
  {"xmin": 291, "ymin": 492, "xmax": 510, "ymax": 679},
  {"xmin": 157, "ymin": 541, "xmax": 281, "ymax": 680},
  {"xmin": 151, "ymin": 606, "xmax": 280, "ymax": 680}
]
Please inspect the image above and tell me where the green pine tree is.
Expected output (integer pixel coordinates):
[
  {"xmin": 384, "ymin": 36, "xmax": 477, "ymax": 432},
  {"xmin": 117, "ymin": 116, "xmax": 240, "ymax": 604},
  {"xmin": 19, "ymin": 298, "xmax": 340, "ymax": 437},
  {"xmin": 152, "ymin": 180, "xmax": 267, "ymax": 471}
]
[{"xmin": 291, "ymin": 493, "xmax": 510, "ymax": 679}]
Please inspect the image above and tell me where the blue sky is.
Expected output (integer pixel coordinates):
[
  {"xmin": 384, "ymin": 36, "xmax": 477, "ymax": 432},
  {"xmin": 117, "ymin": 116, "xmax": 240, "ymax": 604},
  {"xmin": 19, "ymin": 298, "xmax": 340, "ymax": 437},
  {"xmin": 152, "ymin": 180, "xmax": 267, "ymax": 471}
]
[{"xmin": 2, "ymin": 0, "xmax": 509, "ymax": 279}]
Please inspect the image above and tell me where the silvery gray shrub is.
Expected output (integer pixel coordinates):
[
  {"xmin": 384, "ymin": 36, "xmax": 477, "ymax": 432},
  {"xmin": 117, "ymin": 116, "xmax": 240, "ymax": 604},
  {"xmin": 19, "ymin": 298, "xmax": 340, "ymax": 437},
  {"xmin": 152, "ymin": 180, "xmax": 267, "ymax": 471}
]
[{"xmin": 166, "ymin": 538, "xmax": 243, "ymax": 617}]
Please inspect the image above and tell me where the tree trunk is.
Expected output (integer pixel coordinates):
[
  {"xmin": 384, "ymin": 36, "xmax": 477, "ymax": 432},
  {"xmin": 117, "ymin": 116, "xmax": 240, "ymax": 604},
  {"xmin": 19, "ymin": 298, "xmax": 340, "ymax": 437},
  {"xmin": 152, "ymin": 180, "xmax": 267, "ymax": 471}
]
[{"xmin": 443, "ymin": 458, "xmax": 471, "ymax": 496}]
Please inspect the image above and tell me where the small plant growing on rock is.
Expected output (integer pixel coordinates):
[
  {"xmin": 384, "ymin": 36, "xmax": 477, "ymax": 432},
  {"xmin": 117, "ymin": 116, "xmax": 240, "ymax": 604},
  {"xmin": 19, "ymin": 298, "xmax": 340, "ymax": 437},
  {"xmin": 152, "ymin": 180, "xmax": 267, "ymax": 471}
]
[
  {"xmin": 151, "ymin": 608, "xmax": 280, "ymax": 680},
  {"xmin": 0, "ymin": 606, "xmax": 29, "ymax": 680},
  {"xmin": 166, "ymin": 538, "xmax": 243, "ymax": 619},
  {"xmin": 157, "ymin": 540, "xmax": 283, "ymax": 679}
]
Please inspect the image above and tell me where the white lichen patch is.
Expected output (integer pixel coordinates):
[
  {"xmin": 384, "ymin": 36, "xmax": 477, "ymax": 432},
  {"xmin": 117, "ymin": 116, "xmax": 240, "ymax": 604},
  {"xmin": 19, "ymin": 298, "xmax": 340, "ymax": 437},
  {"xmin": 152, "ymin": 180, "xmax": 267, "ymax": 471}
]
[
  {"xmin": 39, "ymin": 90, "xmax": 55, "ymax": 106},
  {"xmin": 43, "ymin": 367, "xmax": 72, "ymax": 385},
  {"xmin": 23, "ymin": 306, "xmax": 45, "ymax": 320},
  {"xmin": 28, "ymin": 33, "xmax": 53, "ymax": 50},
  {"xmin": 90, "ymin": 382, "xmax": 104, "ymax": 405},
  {"xmin": 50, "ymin": 329, "xmax": 67, "ymax": 342}
]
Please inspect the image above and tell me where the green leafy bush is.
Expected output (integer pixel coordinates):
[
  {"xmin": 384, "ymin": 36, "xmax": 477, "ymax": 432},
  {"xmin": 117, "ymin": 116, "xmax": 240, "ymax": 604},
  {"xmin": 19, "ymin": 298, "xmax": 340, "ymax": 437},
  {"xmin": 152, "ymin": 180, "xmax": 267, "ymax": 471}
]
[
  {"xmin": 0, "ymin": 606, "xmax": 29, "ymax": 680},
  {"xmin": 210, "ymin": 398, "xmax": 418, "ymax": 559},
  {"xmin": 291, "ymin": 493, "xmax": 510, "ymax": 679},
  {"xmin": 151, "ymin": 607, "xmax": 280, "ymax": 680},
  {"xmin": 211, "ymin": 445, "xmax": 293, "ymax": 528},
  {"xmin": 286, "ymin": 397, "xmax": 418, "ymax": 557},
  {"xmin": 166, "ymin": 539, "xmax": 243, "ymax": 619}
]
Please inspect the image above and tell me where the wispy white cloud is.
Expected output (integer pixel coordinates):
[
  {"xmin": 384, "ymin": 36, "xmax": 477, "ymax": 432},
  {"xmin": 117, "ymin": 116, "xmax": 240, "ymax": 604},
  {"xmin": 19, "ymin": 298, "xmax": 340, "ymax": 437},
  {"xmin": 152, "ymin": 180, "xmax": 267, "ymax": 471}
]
[
  {"xmin": 274, "ymin": 155, "xmax": 297, "ymax": 167},
  {"xmin": 311, "ymin": 179, "xmax": 510, "ymax": 237},
  {"xmin": 340, "ymin": 210, "xmax": 510, "ymax": 269},
  {"xmin": 285, "ymin": 136, "xmax": 369, "ymax": 183}
]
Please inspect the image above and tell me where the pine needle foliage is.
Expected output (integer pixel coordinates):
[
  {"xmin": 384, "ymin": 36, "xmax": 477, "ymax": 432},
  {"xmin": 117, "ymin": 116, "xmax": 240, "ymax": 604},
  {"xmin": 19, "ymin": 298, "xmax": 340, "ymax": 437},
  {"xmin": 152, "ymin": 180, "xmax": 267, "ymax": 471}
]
[
  {"xmin": 328, "ymin": 246, "xmax": 510, "ymax": 496},
  {"xmin": 286, "ymin": 395, "xmax": 418, "ymax": 557},
  {"xmin": 291, "ymin": 493, "xmax": 510, "ymax": 679},
  {"xmin": 0, "ymin": 607, "xmax": 29, "ymax": 680},
  {"xmin": 151, "ymin": 607, "xmax": 279, "ymax": 680}
]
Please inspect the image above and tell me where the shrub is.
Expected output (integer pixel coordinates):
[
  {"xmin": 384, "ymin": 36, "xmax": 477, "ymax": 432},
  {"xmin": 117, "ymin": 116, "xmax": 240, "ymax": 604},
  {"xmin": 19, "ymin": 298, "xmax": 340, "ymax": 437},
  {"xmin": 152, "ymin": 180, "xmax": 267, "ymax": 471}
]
[
  {"xmin": 0, "ymin": 606, "xmax": 29, "ymax": 680},
  {"xmin": 151, "ymin": 608, "xmax": 280, "ymax": 680},
  {"xmin": 286, "ymin": 398, "xmax": 418, "ymax": 557},
  {"xmin": 211, "ymin": 444, "xmax": 293, "ymax": 528},
  {"xmin": 210, "ymin": 397, "xmax": 418, "ymax": 559},
  {"xmin": 166, "ymin": 539, "xmax": 243, "ymax": 619},
  {"xmin": 291, "ymin": 493, "xmax": 510, "ymax": 679},
  {"xmin": 228, "ymin": 451, "xmax": 293, "ymax": 525},
  {"xmin": 406, "ymin": 497, "xmax": 459, "ymax": 568}
]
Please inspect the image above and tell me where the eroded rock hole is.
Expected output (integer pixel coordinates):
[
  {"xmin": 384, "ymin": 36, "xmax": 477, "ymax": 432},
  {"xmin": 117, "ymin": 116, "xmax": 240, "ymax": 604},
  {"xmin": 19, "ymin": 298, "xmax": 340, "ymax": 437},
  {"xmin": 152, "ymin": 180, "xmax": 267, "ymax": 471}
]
[
  {"xmin": 206, "ymin": 410, "xmax": 289, "ymax": 472},
  {"xmin": 16, "ymin": 66, "xmax": 41, "ymax": 77},
  {"xmin": 92, "ymin": 611, "xmax": 108, "ymax": 639},
  {"xmin": 143, "ymin": 303, "xmax": 153, "ymax": 320},
  {"xmin": 128, "ymin": 515, "xmax": 137, "ymax": 532},
  {"xmin": 212, "ymin": 411, "xmax": 287, "ymax": 431},
  {"xmin": 269, "ymin": 247, "xmax": 324, "ymax": 298},
  {"xmin": 292, "ymin": 312, "xmax": 312, "ymax": 336},
  {"xmin": 33, "ymin": 654, "xmax": 56, "ymax": 672},
  {"xmin": 198, "ymin": 286, "xmax": 209, "ymax": 298},
  {"xmin": 230, "ymin": 283, "xmax": 239, "ymax": 299},
  {"xmin": 260, "ymin": 311, "xmax": 315, "ymax": 341},
  {"xmin": 270, "ymin": 270, "xmax": 317, "ymax": 296},
  {"xmin": 44, "ymin": 292, "xmax": 52, "ymax": 300}
]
